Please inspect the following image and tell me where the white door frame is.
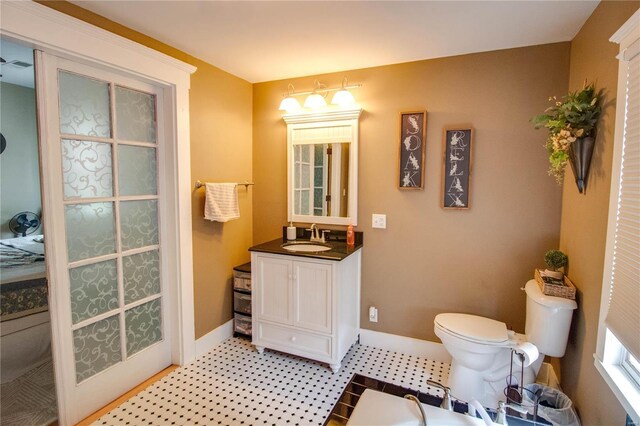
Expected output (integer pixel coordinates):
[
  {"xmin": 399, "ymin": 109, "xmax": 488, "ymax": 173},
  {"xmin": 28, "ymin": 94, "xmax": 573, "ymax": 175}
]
[{"xmin": 0, "ymin": 2, "xmax": 197, "ymax": 425}]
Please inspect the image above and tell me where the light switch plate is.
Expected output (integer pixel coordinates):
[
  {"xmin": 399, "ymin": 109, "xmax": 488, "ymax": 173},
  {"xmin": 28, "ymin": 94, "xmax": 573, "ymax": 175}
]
[
  {"xmin": 369, "ymin": 306, "xmax": 378, "ymax": 322},
  {"xmin": 372, "ymin": 214, "xmax": 386, "ymax": 229}
]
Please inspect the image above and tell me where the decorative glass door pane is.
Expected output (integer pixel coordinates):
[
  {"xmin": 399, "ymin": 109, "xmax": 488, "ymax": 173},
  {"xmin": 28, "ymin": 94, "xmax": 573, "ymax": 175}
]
[
  {"xmin": 125, "ymin": 299, "xmax": 162, "ymax": 356},
  {"xmin": 59, "ymin": 71, "xmax": 111, "ymax": 138},
  {"xmin": 123, "ymin": 250, "xmax": 160, "ymax": 304},
  {"xmin": 69, "ymin": 260, "xmax": 118, "ymax": 324},
  {"xmin": 115, "ymin": 86, "xmax": 157, "ymax": 143},
  {"xmin": 118, "ymin": 145, "xmax": 157, "ymax": 195},
  {"xmin": 62, "ymin": 139, "xmax": 113, "ymax": 198},
  {"xmin": 301, "ymin": 161, "xmax": 310, "ymax": 187},
  {"xmin": 294, "ymin": 144, "xmax": 313, "ymax": 215},
  {"xmin": 120, "ymin": 200, "xmax": 159, "ymax": 250},
  {"xmin": 58, "ymin": 69, "xmax": 163, "ymax": 384},
  {"xmin": 73, "ymin": 315, "xmax": 122, "ymax": 382},
  {"xmin": 313, "ymin": 144, "xmax": 326, "ymax": 216},
  {"xmin": 64, "ymin": 203, "xmax": 116, "ymax": 262}
]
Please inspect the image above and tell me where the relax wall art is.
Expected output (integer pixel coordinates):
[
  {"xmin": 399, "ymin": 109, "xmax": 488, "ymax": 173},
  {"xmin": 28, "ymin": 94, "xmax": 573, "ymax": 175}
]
[
  {"xmin": 398, "ymin": 111, "xmax": 427, "ymax": 189},
  {"xmin": 442, "ymin": 126, "xmax": 473, "ymax": 209}
]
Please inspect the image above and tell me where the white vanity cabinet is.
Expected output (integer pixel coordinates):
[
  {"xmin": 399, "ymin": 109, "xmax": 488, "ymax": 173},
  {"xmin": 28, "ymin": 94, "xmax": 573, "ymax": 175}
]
[{"xmin": 251, "ymin": 250, "xmax": 361, "ymax": 373}]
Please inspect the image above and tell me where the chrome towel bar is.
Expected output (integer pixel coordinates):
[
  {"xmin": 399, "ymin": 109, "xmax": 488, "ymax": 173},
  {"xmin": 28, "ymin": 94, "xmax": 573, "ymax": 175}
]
[{"xmin": 194, "ymin": 180, "xmax": 254, "ymax": 190}]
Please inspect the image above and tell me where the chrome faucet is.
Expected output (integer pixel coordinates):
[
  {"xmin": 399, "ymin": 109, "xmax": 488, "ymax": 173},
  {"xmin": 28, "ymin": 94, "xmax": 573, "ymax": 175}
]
[
  {"xmin": 307, "ymin": 224, "xmax": 320, "ymax": 242},
  {"xmin": 305, "ymin": 224, "xmax": 329, "ymax": 243},
  {"xmin": 427, "ymin": 379, "xmax": 453, "ymax": 411},
  {"xmin": 404, "ymin": 394, "xmax": 427, "ymax": 426}
]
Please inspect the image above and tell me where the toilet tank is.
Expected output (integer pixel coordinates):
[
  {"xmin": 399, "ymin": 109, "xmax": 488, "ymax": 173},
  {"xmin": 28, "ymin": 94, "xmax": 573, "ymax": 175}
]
[{"xmin": 524, "ymin": 280, "xmax": 577, "ymax": 357}]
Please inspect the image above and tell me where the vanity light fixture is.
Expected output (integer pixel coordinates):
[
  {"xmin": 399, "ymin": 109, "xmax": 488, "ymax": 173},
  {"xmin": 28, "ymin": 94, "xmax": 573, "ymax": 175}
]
[
  {"xmin": 279, "ymin": 78, "xmax": 361, "ymax": 111},
  {"xmin": 331, "ymin": 77, "xmax": 356, "ymax": 107},
  {"xmin": 279, "ymin": 83, "xmax": 302, "ymax": 113}
]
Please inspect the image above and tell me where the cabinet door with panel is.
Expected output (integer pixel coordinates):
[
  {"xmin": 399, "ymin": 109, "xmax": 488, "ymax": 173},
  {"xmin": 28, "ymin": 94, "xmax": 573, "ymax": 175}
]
[
  {"xmin": 293, "ymin": 261, "xmax": 332, "ymax": 334},
  {"xmin": 251, "ymin": 248, "xmax": 361, "ymax": 373},
  {"xmin": 255, "ymin": 255, "xmax": 293, "ymax": 325}
]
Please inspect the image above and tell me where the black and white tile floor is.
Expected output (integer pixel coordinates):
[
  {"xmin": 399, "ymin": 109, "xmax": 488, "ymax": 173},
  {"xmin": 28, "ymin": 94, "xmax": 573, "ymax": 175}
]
[{"xmin": 95, "ymin": 337, "xmax": 450, "ymax": 426}]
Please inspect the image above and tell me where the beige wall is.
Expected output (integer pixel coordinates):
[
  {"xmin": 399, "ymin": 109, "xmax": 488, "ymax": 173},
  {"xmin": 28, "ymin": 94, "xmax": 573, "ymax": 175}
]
[
  {"xmin": 189, "ymin": 65, "xmax": 253, "ymax": 339},
  {"xmin": 0, "ymin": 82, "xmax": 42, "ymax": 238},
  {"xmin": 253, "ymin": 43, "xmax": 570, "ymax": 340},
  {"xmin": 559, "ymin": 2, "xmax": 639, "ymax": 425},
  {"xmin": 40, "ymin": 1, "xmax": 254, "ymax": 339}
]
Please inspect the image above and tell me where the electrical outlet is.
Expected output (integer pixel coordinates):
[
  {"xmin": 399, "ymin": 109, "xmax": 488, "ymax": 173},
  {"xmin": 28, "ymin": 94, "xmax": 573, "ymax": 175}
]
[
  {"xmin": 369, "ymin": 306, "xmax": 378, "ymax": 323},
  {"xmin": 372, "ymin": 214, "xmax": 386, "ymax": 229}
]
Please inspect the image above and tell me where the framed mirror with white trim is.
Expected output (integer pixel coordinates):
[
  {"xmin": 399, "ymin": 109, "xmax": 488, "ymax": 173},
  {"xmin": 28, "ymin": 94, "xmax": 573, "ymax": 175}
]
[{"xmin": 284, "ymin": 108, "xmax": 361, "ymax": 226}]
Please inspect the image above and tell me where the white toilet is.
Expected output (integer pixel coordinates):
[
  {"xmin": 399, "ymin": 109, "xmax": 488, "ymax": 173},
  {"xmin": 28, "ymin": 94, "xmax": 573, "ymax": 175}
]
[{"xmin": 434, "ymin": 279, "xmax": 577, "ymax": 408}]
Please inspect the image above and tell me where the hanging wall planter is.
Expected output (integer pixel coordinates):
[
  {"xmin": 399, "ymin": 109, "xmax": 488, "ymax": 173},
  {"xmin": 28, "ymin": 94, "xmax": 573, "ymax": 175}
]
[
  {"xmin": 532, "ymin": 83, "xmax": 601, "ymax": 193},
  {"xmin": 567, "ymin": 136, "xmax": 595, "ymax": 193}
]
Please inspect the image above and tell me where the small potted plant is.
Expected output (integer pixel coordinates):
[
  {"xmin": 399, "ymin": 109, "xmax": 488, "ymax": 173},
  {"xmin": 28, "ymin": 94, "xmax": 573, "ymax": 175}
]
[
  {"xmin": 532, "ymin": 83, "xmax": 601, "ymax": 193},
  {"xmin": 544, "ymin": 250, "xmax": 568, "ymax": 280}
]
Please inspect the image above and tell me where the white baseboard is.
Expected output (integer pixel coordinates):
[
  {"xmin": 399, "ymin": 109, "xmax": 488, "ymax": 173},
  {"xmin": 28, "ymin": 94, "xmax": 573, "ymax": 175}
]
[
  {"xmin": 195, "ymin": 319, "xmax": 233, "ymax": 358},
  {"xmin": 194, "ymin": 322, "xmax": 449, "ymax": 363},
  {"xmin": 359, "ymin": 328, "xmax": 452, "ymax": 363}
]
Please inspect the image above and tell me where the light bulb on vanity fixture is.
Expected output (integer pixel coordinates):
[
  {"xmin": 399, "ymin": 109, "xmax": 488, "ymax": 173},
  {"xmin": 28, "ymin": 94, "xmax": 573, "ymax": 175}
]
[
  {"xmin": 278, "ymin": 83, "xmax": 302, "ymax": 113},
  {"xmin": 303, "ymin": 93, "xmax": 327, "ymax": 108},
  {"xmin": 303, "ymin": 80, "xmax": 328, "ymax": 108},
  {"xmin": 331, "ymin": 77, "xmax": 356, "ymax": 107},
  {"xmin": 278, "ymin": 78, "xmax": 361, "ymax": 112}
]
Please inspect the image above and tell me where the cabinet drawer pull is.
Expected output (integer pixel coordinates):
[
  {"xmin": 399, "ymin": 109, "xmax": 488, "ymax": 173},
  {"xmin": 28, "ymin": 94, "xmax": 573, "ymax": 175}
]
[{"xmin": 290, "ymin": 336, "xmax": 297, "ymax": 342}]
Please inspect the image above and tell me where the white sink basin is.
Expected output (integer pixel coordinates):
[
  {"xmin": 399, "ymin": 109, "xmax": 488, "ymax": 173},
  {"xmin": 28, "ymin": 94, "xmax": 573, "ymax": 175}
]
[
  {"xmin": 347, "ymin": 389, "xmax": 499, "ymax": 426},
  {"xmin": 281, "ymin": 242, "xmax": 332, "ymax": 252}
]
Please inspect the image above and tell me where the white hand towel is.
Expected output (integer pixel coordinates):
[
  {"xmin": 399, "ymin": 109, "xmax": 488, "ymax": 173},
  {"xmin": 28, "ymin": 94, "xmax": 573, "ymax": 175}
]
[{"xmin": 204, "ymin": 183, "xmax": 240, "ymax": 222}]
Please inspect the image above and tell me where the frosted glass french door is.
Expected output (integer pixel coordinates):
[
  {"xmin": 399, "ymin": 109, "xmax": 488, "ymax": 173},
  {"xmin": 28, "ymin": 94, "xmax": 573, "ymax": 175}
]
[{"xmin": 36, "ymin": 53, "xmax": 171, "ymax": 424}]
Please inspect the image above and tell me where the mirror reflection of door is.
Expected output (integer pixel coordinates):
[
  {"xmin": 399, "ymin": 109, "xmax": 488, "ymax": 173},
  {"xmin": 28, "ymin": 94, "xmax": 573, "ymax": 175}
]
[
  {"xmin": 293, "ymin": 142, "xmax": 350, "ymax": 218},
  {"xmin": 0, "ymin": 37, "xmax": 58, "ymax": 426}
]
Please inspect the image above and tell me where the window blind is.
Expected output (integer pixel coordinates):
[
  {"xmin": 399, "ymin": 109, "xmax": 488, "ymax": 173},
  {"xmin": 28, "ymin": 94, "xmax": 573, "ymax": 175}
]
[{"xmin": 605, "ymin": 49, "xmax": 640, "ymax": 361}]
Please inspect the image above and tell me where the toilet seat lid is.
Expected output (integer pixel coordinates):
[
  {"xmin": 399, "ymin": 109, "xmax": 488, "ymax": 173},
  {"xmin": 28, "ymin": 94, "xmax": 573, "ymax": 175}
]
[{"xmin": 435, "ymin": 313, "xmax": 508, "ymax": 344}]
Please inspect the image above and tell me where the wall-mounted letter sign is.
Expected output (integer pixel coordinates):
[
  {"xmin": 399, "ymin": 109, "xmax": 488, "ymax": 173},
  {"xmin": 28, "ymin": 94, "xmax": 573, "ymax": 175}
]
[
  {"xmin": 398, "ymin": 111, "xmax": 427, "ymax": 190},
  {"xmin": 442, "ymin": 126, "xmax": 473, "ymax": 209}
]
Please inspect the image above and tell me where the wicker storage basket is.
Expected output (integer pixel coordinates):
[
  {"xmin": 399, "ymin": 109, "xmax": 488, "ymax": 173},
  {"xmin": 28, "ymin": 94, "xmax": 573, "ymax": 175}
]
[{"xmin": 534, "ymin": 269, "xmax": 576, "ymax": 300}]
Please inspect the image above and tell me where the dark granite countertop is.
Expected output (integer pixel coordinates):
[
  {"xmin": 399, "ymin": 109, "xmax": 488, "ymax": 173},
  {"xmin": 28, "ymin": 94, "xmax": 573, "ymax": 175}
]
[
  {"xmin": 249, "ymin": 237, "xmax": 363, "ymax": 261},
  {"xmin": 233, "ymin": 262, "xmax": 251, "ymax": 273}
]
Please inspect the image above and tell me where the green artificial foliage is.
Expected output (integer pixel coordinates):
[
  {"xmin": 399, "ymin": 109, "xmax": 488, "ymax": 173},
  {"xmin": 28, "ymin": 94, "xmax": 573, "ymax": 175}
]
[
  {"xmin": 533, "ymin": 83, "xmax": 601, "ymax": 183},
  {"xmin": 544, "ymin": 250, "xmax": 568, "ymax": 271}
]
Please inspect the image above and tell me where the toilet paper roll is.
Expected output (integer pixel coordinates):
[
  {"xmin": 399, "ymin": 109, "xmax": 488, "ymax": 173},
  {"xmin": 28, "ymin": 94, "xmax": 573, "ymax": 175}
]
[{"xmin": 514, "ymin": 342, "xmax": 539, "ymax": 367}]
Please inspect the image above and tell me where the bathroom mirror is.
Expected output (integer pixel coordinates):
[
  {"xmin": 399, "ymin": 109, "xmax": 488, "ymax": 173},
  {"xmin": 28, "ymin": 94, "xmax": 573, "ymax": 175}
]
[
  {"xmin": 292, "ymin": 142, "xmax": 350, "ymax": 218},
  {"xmin": 284, "ymin": 108, "xmax": 361, "ymax": 226}
]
